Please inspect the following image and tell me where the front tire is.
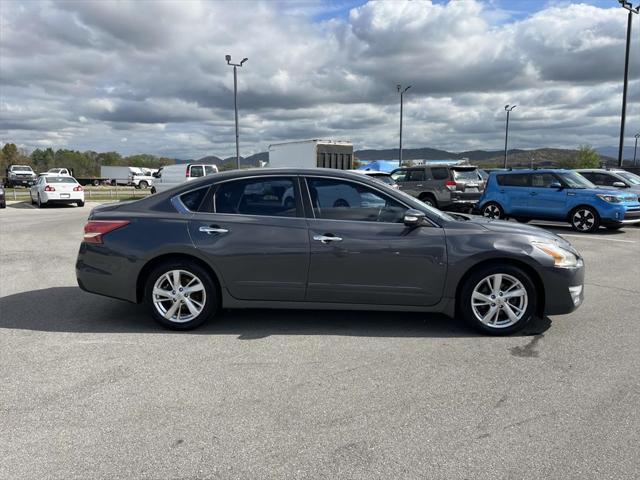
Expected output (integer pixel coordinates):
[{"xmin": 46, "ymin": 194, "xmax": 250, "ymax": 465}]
[
  {"xmin": 482, "ymin": 202, "xmax": 504, "ymax": 220},
  {"xmin": 570, "ymin": 206, "xmax": 600, "ymax": 233},
  {"xmin": 458, "ymin": 264, "xmax": 537, "ymax": 335},
  {"xmin": 138, "ymin": 180, "xmax": 148, "ymax": 189},
  {"xmin": 144, "ymin": 260, "xmax": 218, "ymax": 330}
]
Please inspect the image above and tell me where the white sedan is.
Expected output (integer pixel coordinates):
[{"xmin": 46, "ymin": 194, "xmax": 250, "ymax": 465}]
[{"xmin": 30, "ymin": 175, "xmax": 85, "ymax": 208}]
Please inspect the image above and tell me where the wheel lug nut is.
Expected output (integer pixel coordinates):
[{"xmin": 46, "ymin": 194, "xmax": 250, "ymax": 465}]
[
  {"xmin": 179, "ymin": 288, "xmax": 183, "ymax": 292},
  {"xmin": 491, "ymin": 303, "xmax": 496, "ymax": 307}
]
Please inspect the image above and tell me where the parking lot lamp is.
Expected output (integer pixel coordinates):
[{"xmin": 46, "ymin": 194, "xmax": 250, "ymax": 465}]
[
  {"xmin": 634, "ymin": 132, "xmax": 640, "ymax": 166},
  {"xmin": 503, "ymin": 104, "xmax": 516, "ymax": 168},
  {"xmin": 397, "ymin": 84, "xmax": 411, "ymax": 167},
  {"xmin": 226, "ymin": 55, "xmax": 248, "ymax": 170},
  {"xmin": 617, "ymin": 1, "xmax": 639, "ymax": 167}
]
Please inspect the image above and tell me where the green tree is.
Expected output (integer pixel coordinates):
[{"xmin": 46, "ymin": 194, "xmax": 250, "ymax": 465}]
[{"xmin": 557, "ymin": 145, "xmax": 601, "ymax": 169}]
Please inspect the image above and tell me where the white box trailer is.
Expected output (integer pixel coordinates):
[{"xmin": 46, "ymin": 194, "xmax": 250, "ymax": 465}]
[
  {"xmin": 100, "ymin": 166, "xmax": 154, "ymax": 189},
  {"xmin": 267, "ymin": 140, "xmax": 354, "ymax": 169}
]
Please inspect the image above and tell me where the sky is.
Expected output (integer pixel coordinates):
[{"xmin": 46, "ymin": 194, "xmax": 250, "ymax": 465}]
[{"xmin": 1, "ymin": 0, "xmax": 639, "ymax": 159}]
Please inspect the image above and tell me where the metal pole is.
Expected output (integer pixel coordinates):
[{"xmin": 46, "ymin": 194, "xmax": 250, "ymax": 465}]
[
  {"xmin": 233, "ymin": 65, "xmax": 240, "ymax": 170},
  {"xmin": 634, "ymin": 134, "xmax": 639, "ymax": 165},
  {"xmin": 399, "ymin": 91, "xmax": 404, "ymax": 167},
  {"xmin": 504, "ymin": 110, "xmax": 510, "ymax": 169},
  {"xmin": 618, "ymin": 9, "xmax": 634, "ymax": 167}
]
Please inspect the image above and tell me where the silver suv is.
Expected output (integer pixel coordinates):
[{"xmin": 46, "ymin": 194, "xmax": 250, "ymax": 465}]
[
  {"xmin": 576, "ymin": 169, "xmax": 640, "ymax": 195},
  {"xmin": 390, "ymin": 163, "xmax": 484, "ymax": 211},
  {"xmin": 5, "ymin": 164, "xmax": 37, "ymax": 188}
]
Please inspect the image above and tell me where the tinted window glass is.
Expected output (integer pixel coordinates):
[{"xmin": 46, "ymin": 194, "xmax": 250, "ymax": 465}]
[
  {"xmin": 497, "ymin": 174, "xmax": 529, "ymax": 187},
  {"xmin": 617, "ymin": 171, "xmax": 640, "ymax": 185},
  {"xmin": 579, "ymin": 172, "xmax": 595, "ymax": 182},
  {"xmin": 408, "ymin": 169, "xmax": 425, "ymax": 181},
  {"xmin": 204, "ymin": 166, "xmax": 216, "ymax": 175},
  {"xmin": 190, "ymin": 166, "xmax": 204, "ymax": 178},
  {"xmin": 431, "ymin": 167, "xmax": 449, "ymax": 180},
  {"xmin": 531, "ymin": 173, "xmax": 558, "ymax": 187},
  {"xmin": 215, "ymin": 178, "xmax": 297, "ymax": 217},
  {"xmin": 390, "ymin": 169, "xmax": 409, "ymax": 182},
  {"xmin": 306, "ymin": 178, "xmax": 407, "ymax": 223},
  {"xmin": 180, "ymin": 187, "xmax": 209, "ymax": 211}
]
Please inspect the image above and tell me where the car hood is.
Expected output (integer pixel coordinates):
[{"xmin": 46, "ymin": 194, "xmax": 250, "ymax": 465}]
[
  {"xmin": 573, "ymin": 187, "xmax": 637, "ymax": 199},
  {"xmin": 463, "ymin": 216, "xmax": 573, "ymax": 247}
]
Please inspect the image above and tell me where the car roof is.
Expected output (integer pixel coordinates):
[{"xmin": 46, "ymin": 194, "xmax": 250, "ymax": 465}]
[{"xmin": 495, "ymin": 169, "xmax": 570, "ymax": 175}]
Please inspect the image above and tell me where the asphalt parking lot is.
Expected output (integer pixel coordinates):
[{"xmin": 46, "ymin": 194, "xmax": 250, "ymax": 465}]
[{"xmin": 1, "ymin": 202, "xmax": 639, "ymax": 480}]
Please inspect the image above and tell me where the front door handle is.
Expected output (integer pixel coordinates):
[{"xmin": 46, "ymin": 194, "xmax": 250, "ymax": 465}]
[
  {"xmin": 199, "ymin": 226, "xmax": 229, "ymax": 235},
  {"xmin": 529, "ymin": 192, "xmax": 538, "ymax": 196},
  {"xmin": 313, "ymin": 234, "xmax": 343, "ymax": 243}
]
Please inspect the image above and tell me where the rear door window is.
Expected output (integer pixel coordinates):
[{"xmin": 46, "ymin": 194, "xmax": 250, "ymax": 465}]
[
  {"xmin": 431, "ymin": 167, "xmax": 449, "ymax": 180},
  {"xmin": 497, "ymin": 174, "xmax": 530, "ymax": 187},
  {"xmin": 408, "ymin": 169, "xmax": 425, "ymax": 181},
  {"xmin": 204, "ymin": 166, "xmax": 216, "ymax": 176},
  {"xmin": 214, "ymin": 177, "xmax": 298, "ymax": 217}
]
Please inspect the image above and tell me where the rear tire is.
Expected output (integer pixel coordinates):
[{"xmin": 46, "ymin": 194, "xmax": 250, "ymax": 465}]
[
  {"xmin": 37, "ymin": 194, "xmax": 44, "ymax": 208},
  {"xmin": 77, "ymin": 200, "xmax": 85, "ymax": 207},
  {"xmin": 570, "ymin": 206, "xmax": 600, "ymax": 233},
  {"xmin": 482, "ymin": 202, "xmax": 504, "ymax": 220},
  {"xmin": 419, "ymin": 194, "xmax": 437, "ymax": 208},
  {"xmin": 144, "ymin": 260, "xmax": 218, "ymax": 331},
  {"xmin": 458, "ymin": 264, "xmax": 538, "ymax": 335}
]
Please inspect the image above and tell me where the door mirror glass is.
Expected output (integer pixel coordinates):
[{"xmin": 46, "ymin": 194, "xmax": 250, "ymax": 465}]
[
  {"xmin": 403, "ymin": 209, "xmax": 426, "ymax": 227},
  {"xmin": 612, "ymin": 181, "xmax": 627, "ymax": 188},
  {"xmin": 549, "ymin": 181, "xmax": 562, "ymax": 189}
]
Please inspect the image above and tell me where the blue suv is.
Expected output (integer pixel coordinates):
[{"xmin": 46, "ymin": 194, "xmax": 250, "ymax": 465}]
[{"xmin": 478, "ymin": 169, "xmax": 640, "ymax": 232}]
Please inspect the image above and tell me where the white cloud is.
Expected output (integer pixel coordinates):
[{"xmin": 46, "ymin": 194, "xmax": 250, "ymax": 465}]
[{"xmin": 0, "ymin": 0, "xmax": 638, "ymax": 158}]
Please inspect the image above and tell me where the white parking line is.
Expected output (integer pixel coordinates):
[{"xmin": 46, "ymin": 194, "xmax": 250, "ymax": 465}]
[{"xmin": 559, "ymin": 234, "xmax": 637, "ymax": 244}]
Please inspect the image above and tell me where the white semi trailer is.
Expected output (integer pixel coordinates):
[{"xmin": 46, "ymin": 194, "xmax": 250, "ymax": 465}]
[
  {"xmin": 100, "ymin": 166, "xmax": 155, "ymax": 189},
  {"xmin": 267, "ymin": 140, "xmax": 354, "ymax": 169}
]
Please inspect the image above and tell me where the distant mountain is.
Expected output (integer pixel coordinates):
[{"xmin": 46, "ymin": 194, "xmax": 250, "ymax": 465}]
[{"xmin": 595, "ymin": 146, "xmax": 637, "ymax": 161}]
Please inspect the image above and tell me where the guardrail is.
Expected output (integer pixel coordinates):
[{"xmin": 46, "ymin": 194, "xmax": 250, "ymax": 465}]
[{"xmin": 3, "ymin": 185, "xmax": 152, "ymax": 202}]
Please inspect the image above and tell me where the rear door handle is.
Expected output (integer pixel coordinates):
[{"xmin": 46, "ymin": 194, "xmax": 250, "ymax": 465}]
[
  {"xmin": 529, "ymin": 192, "xmax": 537, "ymax": 196},
  {"xmin": 313, "ymin": 234, "xmax": 343, "ymax": 243},
  {"xmin": 199, "ymin": 226, "xmax": 229, "ymax": 235}
]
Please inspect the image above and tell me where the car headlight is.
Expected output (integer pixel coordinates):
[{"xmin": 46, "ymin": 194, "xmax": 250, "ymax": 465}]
[
  {"xmin": 596, "ymin": 194, "xmax": 623, "ymax": 203},
  {"xmin": 532, "ymin": 241, "xmax": 580, "ymax": 268}
]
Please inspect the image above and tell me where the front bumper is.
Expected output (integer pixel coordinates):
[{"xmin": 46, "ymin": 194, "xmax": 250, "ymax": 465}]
[
  {"xmin": 600, "ymin": 204, "xmax": 640, "ymax": 226},
  {"xmin": 10, "ymin": 178, "xmax": 35, "ymax": 186},
  {"xmin": 541, "ymin": 262, "xmax": 585, "ymax": 316}
]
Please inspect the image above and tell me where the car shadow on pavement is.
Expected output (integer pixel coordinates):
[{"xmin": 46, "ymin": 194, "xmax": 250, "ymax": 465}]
[
  {"xmin": 0, "ymin": 286, "xmax": 551, "ymax": 338},
  {"xmin": 7, "ymin": 201, "xmax": 34, "ymax": 209}
]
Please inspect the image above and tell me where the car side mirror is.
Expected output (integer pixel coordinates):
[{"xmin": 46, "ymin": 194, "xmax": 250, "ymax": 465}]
[
  {"xmin": 152, "ymin": 172, "xmax": 160, "ymax": 178},
  {"xmin": 612, "ymin": 181, "xmax": 627, "ymax": 188},
  {"xmin": 403, "ymin": 209, "xmax": 426, "ymax": 227},
  {"xmin": 549, "ymin": 181, "xmax": 563, "ymax": 189}
]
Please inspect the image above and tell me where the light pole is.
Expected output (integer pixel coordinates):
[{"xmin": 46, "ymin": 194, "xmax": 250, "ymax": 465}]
[
  {"xmin": 503, "ymin": 104, "xmax": 516, "ymax": 168},
  {"xmin": 397, "ymin": 84, "xmax": 411, "ymax": 167},
  {"xmin": 634, "ymin": 132, "xmax": 640, "ymax": 166},
  {"xmin": 226, "ymin": 55, "xmax": 248, "ymax": 169},
  {"xmin": 617, "ymin": 1, "xmax": 639, "ymax": 167}
]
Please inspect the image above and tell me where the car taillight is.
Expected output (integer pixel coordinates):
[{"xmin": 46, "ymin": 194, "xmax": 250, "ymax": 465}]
[
  {"xmin": 186, "ymin": 166, "xmax": 190, "ymax": 178},
  {"xmin": 83, "ymin": 220, "xmax": 130, "ymax": 244},
  {"xmin": 73, "ymin": 186, "xmax": 83, "ymax": 191},
  {"xmin": 44, "ymin": 185, "xmax": 55, "ymax": 192},
  {"xmin": 445, "ymin": 180, "xmax": 457, "ymax": 191}
]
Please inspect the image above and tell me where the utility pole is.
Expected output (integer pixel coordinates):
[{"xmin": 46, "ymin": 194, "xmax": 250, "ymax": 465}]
[
  {"xmin": 617, "ymin": 1, "xmax": 639, "ymax": 167},
  {"xmin": 503, "ymin": 104, "xmax": 516, "ymax": 168},
  {"xmin": 397, "ymin": 84, "xmax": 411, "ymax": 167},
  {"xmin": 226, "ymin": 55, "xmax": 248, "ymax": 169},
  {"xmin": 634, "ymin": 132, "xmax": 640, "ymax": 166}
]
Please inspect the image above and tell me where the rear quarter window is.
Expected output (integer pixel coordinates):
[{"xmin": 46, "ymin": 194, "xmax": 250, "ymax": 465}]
[
  {"xmin": 180, "ymin": 187, "xmax": 209, "ymax": 211},
  {"xmin": 430, "ymin": 168, "xmax": 449, "ymax": 180}
]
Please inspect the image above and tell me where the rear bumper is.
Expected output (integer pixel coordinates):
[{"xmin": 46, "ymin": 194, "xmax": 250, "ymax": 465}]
[
  {"xmin": 76, "ymin": 243, "xmax": 138, "ymax": 303},
  {"xmin": 540, "ymin": 263, "xmax": 585, "ymax": 316}
]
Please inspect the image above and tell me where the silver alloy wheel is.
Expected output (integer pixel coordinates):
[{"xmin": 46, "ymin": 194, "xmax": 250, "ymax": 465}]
[
  {"xmin": 422, "ymin": 197, "xmax": 434, "ymax": 207},
  {"xmin": 471, "ymin": 273, "xmax": 528, "ymax": 328},
  {"xmin": 152, "ymin": 269, "xmax": 206, "ymax": 323},
  {"xmin": 572, "ymin": 209, "xmax": 595, "ymax": 231},
  {"xmin": 483, "ymin": 204, "xmax": 501, "ymax": 219}
]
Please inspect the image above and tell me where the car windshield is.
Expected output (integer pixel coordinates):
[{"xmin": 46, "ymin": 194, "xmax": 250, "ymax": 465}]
[
  {"xmin": 13, "ymin": 166, "xmax": 33, "ymax": 172},
  {"xmin": 616, "ymin": 171, "xmax": 640, "ymax": 185},
  {"xmin": 46, "ymin": 177, "xmax": 77, "ymax": 184},
  {"xmin": 556, "ymin": 171, "xmax": 595, "ymax": 189},
  {"xmin": 452, "ymin": 168, "xmax": 479, "ymax": 181}
]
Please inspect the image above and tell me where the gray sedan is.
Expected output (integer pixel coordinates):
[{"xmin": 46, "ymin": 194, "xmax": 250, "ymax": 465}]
[{"xmin": 76, "ymin": 168, "xmax": 585, "ymax": 335}]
